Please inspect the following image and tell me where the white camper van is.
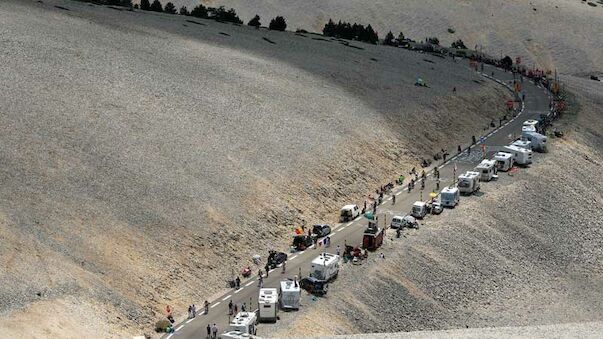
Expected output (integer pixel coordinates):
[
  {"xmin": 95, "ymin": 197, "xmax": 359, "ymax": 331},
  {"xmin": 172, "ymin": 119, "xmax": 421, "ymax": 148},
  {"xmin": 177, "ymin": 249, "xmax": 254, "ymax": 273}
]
[
  {"xmin": 279, "ymin": 280, "xmax": 301, "ymax": 310},
  {"xmin": 258, "ymin": 288, "xmax": 279, "ymax": 322},
  {"xmin": 494, "ymin": 152, "xmax": 514, "ymax": 171},
  {"xmin": 512, "ymin": 139, "xmax": 532, "ymax": 151},
  {"xmin": 522, "ymin": 131, "xmax": 548, "ymax": 152},
  {"xmin": 440, "ymin": 187, "xmax": 460, "ymax": 207},
  {"xmin": 457, "ymin": 171, "xmax": 481, "ymax": 195},
  {"xmin": 310, "ymin": 253, "xmax": 340, "ymax": 282},
  {"xmin": 228, "ymin": 312, "xmax": 258, "ymax": 335},
  {"xmin": 523, "ymin": 119, "xmax": 539, "ymax": 132},
  {"xmin": 475, "ymin": 159, "xmax": 497, "ymax": 182},
  {"xmin": 503, "ymin": 145, "xmax": 533, "ymax": 166},
  {"xmin": 221, "ymin": 331, "xmax": 260, "ymax": 339},
  {"xmin": 339, "ymin": 204, "xmax": 360, "ymax": 222}
]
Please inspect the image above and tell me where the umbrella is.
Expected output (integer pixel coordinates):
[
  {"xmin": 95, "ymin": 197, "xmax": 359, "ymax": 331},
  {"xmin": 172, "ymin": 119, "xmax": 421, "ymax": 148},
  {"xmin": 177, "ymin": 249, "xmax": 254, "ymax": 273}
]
[{"xmin": 429, "ymin": 192, "xmax": 438, "ymax": 198}]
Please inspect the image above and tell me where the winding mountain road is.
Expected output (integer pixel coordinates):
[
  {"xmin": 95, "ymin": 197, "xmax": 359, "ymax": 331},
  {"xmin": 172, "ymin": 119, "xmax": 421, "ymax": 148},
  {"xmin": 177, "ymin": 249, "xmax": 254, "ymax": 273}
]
[{"xmin": 164, "ymin": 63, "xmax": 552, "ymax": 339}]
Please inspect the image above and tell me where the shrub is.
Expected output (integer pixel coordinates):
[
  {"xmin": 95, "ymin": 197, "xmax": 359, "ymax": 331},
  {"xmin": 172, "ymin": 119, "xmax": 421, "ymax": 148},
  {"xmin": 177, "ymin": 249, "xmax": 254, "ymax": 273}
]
[
  {"xmin": 179, "ymin": 6, "xmax": 188, "ymax": 15},
  {"xmin": 269, "ymin": 16, "xmax": 287, "ymax": 31},
  {"xmin": 426, "ymin": 37, "xmax": 440, "ymax": 45},
  {"xmin": 501, "ymin": 55, "xmax": 513, "ymax": 69},
  {"xmin": 155, "ymin": 319, "xmax": 170, "ymax": 333},
  {"xmin": 163, "ymin": 2, "xmax": 176, "ymax": 14},
  {"xmin": 211, "ymin": 6, "xmax": 243, "ymax": 24},
  {"xmin": 248, "ymin": 15, "xmax": 261, "ymax": 27},
  {"xmin": 447, "ymin": 27, "xmax": 455, "ymax": 34}
]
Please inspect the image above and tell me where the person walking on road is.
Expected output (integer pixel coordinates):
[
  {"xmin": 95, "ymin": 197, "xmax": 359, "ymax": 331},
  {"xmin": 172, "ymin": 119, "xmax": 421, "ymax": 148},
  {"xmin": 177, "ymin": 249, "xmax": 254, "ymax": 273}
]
[
  {"xmin": 282, "ymin": 261, "xmax": 286, "ymax": 274},
  {"xmin": 211, "ymin": 324, "xmax": 218, "ymax": 339},
  {"xmin": 234, "ymin": 303, "xmax": 238, "ymax": 314},
  {"xmin": 206, "ymin": 324, "xmax": 211, "ymax": 339},
  {"xmin": 336, "ymin": 245, "xmax": 341, "ymax": 256},
  {"xmin": 392, "ymin": 194, "xmax": 396, "ymax": 205},
  {"xmin": 258, "ymin": 275, "xmax": 264, "ymax": 288},
  {"xmin": 204, "ymin": 300, "xmax": 209, "ymax": 315},
  {"xmin": 235, "ymin": 276, "xmax": 241, "ymax": 289},
  {"xmin": 264, "ymin": 263, "xmax": 269, "ymax": 277},
  {"xmin": 228, "ymin": 300, "xmax": 233, "ymax": 315},
  {"xmin": 458, "ymin": 145, "xmax": 462, "ymax": 154},
  {"xmin": 192, "ymin": 304, "xmax": 196, "ymax": 318},
  {"xmin": 242, "ymin": 302, "xmax": 247, "ymax": 312}
]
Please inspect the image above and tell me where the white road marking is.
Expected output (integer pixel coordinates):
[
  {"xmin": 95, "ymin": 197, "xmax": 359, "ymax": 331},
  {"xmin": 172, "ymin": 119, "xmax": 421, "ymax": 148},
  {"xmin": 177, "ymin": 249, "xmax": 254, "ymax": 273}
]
[
  {"xmin": 234, "ymin": 287, "xmax": 243, "ymax": 294},
  {"xmin": 269, "ymin": 268, "xmax": 276, "ymax": 273},
  {"xmin": 186, "ymin": 318, "xmax": 194, "ymax": 323},
  {"xmin": 176, "ymin": 325, "xmax": 184, "ymax": 331},
  {"xmin": 354, "ymin": 216, "xmax": 361, "ymax": 221},
  {"xmin": 346, "ymin": 222, "xmax": 353, "ymax": 226},
  {"xmin": 167, "ymin": 334, "xmax": 173, "ymax": 339},
  {"xmin": 395, "ymin": 191, "xmax": 403, "ymax": 196},
  {"xmin": 300, "ymin": 250, "xmax": 306, "ymax": 255},
  {"xmin": 222, "ymin": 295, "xmax": 231, "ymax": 301},
  {"xmin": 210, "ymin": 301, "xmax": 221, "ymax": 308},
  {"xmin": 386, "ymin": 197, "xmax": 392, "ymax": 201},
  {"xmin": 245, "ymin": 281, "xmax": 254, "ymax": 287},
  {"xmin": 290, "ymin": 255, "xmax": 298, "ymax": 260}
]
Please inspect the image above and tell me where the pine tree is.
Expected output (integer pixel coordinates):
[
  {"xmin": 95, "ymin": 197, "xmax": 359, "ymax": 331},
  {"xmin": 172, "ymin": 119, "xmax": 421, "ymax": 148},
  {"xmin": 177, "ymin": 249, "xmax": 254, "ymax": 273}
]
[
  {"xmin": 163, "ymin": 2, "xmax": 176, "ymax": 14},
  {"xmin": 140, "ymin": 0, "xmax": 150, "ymax": 10},
  {"xmin": 179, "ymin": 6, "xmax": 189, "ymax": 15},
  {"xmin": 398, "ymin": 32, "xmax": 405, "ymax": 42},
  {"xmin": 384, "ymin": 31, "xmax": 395, "ymax": 46},
  {"xmin": 190, "ymin": 4, "xmax": 207, "ymax": 18},
  {"xmin": 149, "ymin": 0, "xmax": 163, "ymax": 12},
  {"xmin": 269, "ymin": 16, "xmax": 287, "ymax": 31},
  {"xmin": 248, "ymin": 15, "xmax": 261, "ymax": 27},
  {"xmin": 322, "ymin": 19, "xmax": 336, "ymax": 36}
]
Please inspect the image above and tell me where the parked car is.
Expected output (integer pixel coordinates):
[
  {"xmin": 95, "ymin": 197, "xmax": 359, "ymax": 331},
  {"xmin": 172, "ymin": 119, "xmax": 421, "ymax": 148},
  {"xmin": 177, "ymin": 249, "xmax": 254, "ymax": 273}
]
[
  {"xmin": 267, "ymin": 250, "xmax": 288, "ymax": 269},
  {"xmin": 312, "ymin": 224, "xmax": 332, "ymax": 237},
  {"xmin": 299, "ymin": 276, "xmax": 328, "ymax": 296},
  {"xmin": 292, "ymin": 235, "xmax": 313, "ymax": 251}
]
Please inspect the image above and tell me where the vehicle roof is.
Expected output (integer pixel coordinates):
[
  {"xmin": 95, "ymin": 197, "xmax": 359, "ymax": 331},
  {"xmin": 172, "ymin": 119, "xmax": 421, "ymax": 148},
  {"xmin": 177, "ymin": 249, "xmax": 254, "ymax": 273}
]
[
  {"xmin": 259, "ymin": 288, "xmax": 279, "ymax": 302},
  {"xmin": 280, "ymin": 280, "xmax": 301, "ymax": 291},
  {"xmin": 505, "ymin": 144, "xmax": 529, "ymax": 152},
  {"xmin": 495, "ymin": 151, "xmax": 513, "ymax": 158},
  {"xmin": 230, "ymin": 312, "xmax": 257, "ymax": 325},
  {"xmin": 342, "ymin": 204, "xmax": 357, "ymax": 209},
  {"xmin": 413, "ymin": 201, "xmax": 426, "ymax": 207},
  {"xmin": 311, "ymin": 252, "xmax": 339, "ymax": 265},
  {"xmin": 442, "ymin": 186, "xmax": 459, "ymax": 193}
]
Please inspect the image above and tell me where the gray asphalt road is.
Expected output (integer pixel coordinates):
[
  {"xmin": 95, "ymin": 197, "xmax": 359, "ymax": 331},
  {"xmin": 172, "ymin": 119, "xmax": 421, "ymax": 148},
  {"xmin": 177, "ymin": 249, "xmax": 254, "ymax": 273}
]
[{"xmin": 165, "ymin": 64, "xmax": 551, "ymax": 339}]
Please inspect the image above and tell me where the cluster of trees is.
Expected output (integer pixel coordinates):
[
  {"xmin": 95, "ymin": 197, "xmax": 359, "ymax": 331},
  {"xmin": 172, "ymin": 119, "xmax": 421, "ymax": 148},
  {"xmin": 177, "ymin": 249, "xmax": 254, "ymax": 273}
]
[
  {"xmin": 138, "ymin": 1, "xmax": 243, "ymax": 24},
  {"xmin": 450, "ymin": 39, "xmax": 467, "ymax": 49},
  {"xmin": 322, "ymin": 19, "xmax": 379, "ymax": 44},
  {"xmin": 269, "ymin": 16, "xmax": 287, "ymax": 31},
  {"xmin": 383, "ymin": 31, "xmax": 405, "ymax": 46}
]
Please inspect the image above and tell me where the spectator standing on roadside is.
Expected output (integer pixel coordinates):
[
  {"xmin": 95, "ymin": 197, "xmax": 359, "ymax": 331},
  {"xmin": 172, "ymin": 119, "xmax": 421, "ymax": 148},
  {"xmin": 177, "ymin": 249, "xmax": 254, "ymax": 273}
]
[{"xmin": 206, "ymin": 324, "xmax": 211, "ymax": 339}]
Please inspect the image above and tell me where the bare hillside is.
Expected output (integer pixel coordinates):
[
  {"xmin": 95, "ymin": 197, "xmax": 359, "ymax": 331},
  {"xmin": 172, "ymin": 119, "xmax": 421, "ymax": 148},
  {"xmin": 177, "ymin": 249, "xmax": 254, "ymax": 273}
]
[
  {"xmin": 0, "ymin": 0, "xmax": 509, "ymax": 337},
  {"xmin": 266, "ymin": 76, "xmax": 603, "ymax": 337},
  {"xmin": 198, "ymin": 0, "xmax": 603, "ymax": 74}
]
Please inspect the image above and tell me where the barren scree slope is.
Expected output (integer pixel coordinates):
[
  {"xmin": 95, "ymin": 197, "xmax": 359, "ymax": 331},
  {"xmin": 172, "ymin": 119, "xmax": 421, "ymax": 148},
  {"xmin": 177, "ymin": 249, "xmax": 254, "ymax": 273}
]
[
  {"xmin": 195, "ymin": 0, "xmax": 603, "ymax": 74},
  {"xmin": 268, "ymin": 75, "xmax": 603, "ymax": 337},
  {"xmin": 0, "ymin": 0, "xmax": 509, "ymax": 337}
]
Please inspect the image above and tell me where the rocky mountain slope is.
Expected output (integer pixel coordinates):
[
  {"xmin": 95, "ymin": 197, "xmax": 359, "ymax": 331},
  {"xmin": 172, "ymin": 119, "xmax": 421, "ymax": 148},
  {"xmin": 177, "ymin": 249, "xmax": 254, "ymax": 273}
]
[
  {"xmin": 0, "ymin": 0, "xmax": 509, "ymax": 337},
  {"xmin": 265, "ymin": 75, "xmax": 603, "ymax": 337},
  {"xmin": 198, "ymin": 0, "xmax": 603, "ymax": 74}
]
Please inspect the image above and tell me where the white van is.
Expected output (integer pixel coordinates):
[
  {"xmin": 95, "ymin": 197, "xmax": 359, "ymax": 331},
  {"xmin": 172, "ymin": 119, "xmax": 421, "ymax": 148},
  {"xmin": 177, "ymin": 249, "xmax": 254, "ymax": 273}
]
[
  {"xmin": 258, "ymin": 288, "xmax": 279, "ymax": 322},
  {"xmin": 391, "ymin": 215, "xmax": 404, "ymax": 229},
  {"xmin": 310, "ymin": 253, "xmax": 340, "ymax": 282},
  {"xmin": 494, "ymin": 152, "xmax": 514, "ymax": 171},
  {"xmin": 440, "ymin": 187, "xmax": 460, "ymax": 207},
  {"xmin": 521, "ymin": 119, "xmax": 540, "ymax": 132},
  {"xmin": 411, "ymin": 201, "xmax": 427, "ymax": 218},
  {"xmin": 228, "ymin": 312, "xmax": 258, "ymax": 335},
  {"xmin": 512, "ymin": 139, "xmax": 532, "ymax": 151},
  {"xmin": 339, "ymin": 205, "xmax": 360, "ymax": 222},
  {"xmin": 458, "ymin": 171, "xmax": 480, "ymax": 195},
  {"xmin": 279, "ymin": 280, "xmax": 301, "ymax": 310},
  {"xmin": 475, "ymin": 159, "xmax": 497, "ymax": 182},
  {"xmin": 503, "ymin": 145, "xmax": 533, "ymax": 166},
  {"xmin": 522, "ymin": 131, "xmax": 548, "ymax": 152}
]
